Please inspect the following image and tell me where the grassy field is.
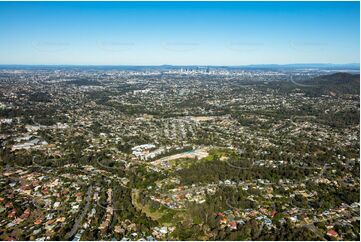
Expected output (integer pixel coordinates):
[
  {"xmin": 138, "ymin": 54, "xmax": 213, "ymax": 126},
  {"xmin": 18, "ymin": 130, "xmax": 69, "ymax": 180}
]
[{"xmin": 131, "ymin": 189, "xmax": 185, "ymax": 226}]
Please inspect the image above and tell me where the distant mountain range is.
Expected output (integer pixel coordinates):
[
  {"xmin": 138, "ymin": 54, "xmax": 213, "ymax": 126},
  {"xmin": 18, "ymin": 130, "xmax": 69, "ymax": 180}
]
[{"xmin": 236, "ymin": 63, "xmax": 360, "ymax": 71}]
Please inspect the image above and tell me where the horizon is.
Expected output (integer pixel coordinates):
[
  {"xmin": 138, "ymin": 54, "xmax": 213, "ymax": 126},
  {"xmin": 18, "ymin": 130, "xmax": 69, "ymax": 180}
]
[
  {"xmin": 0, "ymin": 63, "xmax": 360, "ymax": 67},
  {"xmin": 0, "ymin": 1, "xmax": 360, "ymax": 65}
]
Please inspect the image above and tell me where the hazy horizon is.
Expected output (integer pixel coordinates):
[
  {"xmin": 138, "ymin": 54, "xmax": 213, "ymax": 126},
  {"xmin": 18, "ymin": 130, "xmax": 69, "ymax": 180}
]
[{"xmin": 0, "ymin": 63, "xmax": 359, "ymax": 67}]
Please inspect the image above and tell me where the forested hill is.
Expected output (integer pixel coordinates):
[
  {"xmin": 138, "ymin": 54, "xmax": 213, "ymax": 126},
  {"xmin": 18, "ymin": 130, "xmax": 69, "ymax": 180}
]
[
  {"xmin": 300, "ymin": 72, "xmax": 360, "ymax": 96},
  {"xmin": 270, "ymin": 72, "xmax": 360, "ymax": 97}
]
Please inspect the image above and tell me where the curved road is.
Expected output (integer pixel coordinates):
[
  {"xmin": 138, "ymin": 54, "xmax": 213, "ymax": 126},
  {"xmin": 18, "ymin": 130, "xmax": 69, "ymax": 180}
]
[{"xmin": 64, "ymin": 185, "xmax": 93, "ymax": 240}]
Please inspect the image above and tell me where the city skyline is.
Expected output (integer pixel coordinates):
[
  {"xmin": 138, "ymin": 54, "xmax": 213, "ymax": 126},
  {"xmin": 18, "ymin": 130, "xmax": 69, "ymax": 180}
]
[{"xmin": 0, "ymin": 1, "xmax": 359, "ymax": 65}]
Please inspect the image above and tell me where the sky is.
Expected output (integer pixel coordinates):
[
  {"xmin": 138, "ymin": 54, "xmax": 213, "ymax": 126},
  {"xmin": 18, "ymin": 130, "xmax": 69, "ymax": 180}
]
[{"xmin": 0, "ymin": 1, "xmax": 359, "ymax": 65}]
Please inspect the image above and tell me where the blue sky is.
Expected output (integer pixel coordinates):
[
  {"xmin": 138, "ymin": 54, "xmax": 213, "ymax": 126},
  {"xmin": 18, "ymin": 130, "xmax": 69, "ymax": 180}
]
[{"xmin": 0, "ymin": 1, "xmax": 359, "ymax": 65}]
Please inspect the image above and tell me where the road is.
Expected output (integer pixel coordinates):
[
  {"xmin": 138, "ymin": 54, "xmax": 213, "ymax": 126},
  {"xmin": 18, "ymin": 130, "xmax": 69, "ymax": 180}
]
[{"xmin": 64, "ymin": 185, "xmax": 93, "ymax": 240}]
